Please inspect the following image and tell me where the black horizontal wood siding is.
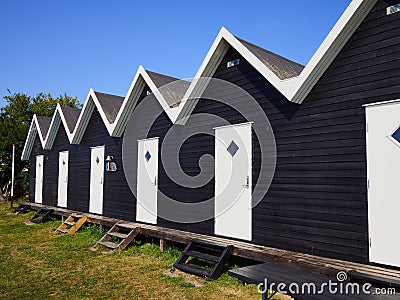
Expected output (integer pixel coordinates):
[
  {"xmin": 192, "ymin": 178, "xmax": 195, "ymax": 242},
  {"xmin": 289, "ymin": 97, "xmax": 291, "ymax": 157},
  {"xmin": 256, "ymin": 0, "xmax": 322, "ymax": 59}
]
[
  {"xmin": 25, "ymin": 0, "xmax": 400, "ymax": 264},
  {"xmin": 42, "ymin": 125, "xmax": 70, "ymax": 206},
  {"xmin": 69, "ymin": 109, "xmax": 136, "ymax": 221},
  {"xmin": 29, "ymin": 136, "xmax": 45, "ymax": 203},
  {"xmin": 142, "ymin": 0, "xmax": 400, "ymax": 263}
]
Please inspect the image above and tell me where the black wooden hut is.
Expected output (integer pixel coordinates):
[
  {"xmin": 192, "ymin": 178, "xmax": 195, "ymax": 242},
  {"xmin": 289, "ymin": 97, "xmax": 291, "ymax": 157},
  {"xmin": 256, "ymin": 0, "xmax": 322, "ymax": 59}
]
[{"xmin": 22, "ymin": 0, "xmax": 400, "ymax": 268}]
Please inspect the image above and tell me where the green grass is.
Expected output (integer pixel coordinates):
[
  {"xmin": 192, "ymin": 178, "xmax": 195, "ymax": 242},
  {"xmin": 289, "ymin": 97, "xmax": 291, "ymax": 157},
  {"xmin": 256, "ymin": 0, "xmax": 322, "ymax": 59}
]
[{"xmin": 0, "ymin": 201, "xmax": 270, "ymax": 299}]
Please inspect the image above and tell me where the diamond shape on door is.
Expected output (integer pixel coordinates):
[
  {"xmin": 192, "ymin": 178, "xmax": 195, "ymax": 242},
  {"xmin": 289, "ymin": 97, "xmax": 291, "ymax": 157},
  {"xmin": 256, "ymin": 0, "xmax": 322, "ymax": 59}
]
[
  {"xmin": 392, "ymin": 127, "xmax": 400, "ymax": 144},
  {"xmin": 145, "ymin": 151, "xmax": 152, "ymax": 162},
  {"xmin": 227, "ymin": 141, "xmax": 239, "ymax": 157}
]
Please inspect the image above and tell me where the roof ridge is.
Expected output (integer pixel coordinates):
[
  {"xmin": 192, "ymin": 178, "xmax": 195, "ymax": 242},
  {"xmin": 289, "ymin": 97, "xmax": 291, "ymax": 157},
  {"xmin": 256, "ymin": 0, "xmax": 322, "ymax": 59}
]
[
  {"xmin": 60, "ymin": 106, "xmax": 81, "ymax": 111},
  {"xmin": 36, "ymin": 115, "xmax": 52, "ymax": 120},
  {"xmin": 145, "ymin": 69, "xmax": 182, "ymax": 82},
  {"xmin": 94, "ymin": 90, "xmax": 124, "ymax": 99}
]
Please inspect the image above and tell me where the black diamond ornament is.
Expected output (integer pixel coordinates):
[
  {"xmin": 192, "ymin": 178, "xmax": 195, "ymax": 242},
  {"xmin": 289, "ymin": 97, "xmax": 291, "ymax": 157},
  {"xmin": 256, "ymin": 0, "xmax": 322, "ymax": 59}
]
[
  {"xmin": 227, "ymin": 141, "xmax": 239, "ymax": 157},
  {"xmin": 145, "ymin": 151, "xmax": 151, "ymax": 162}
]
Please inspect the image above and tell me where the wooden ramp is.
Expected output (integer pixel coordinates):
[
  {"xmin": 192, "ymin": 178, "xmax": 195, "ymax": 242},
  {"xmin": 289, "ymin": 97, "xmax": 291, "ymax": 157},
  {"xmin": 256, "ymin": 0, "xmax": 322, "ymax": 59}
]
[
  {"xmin": 91, "ymin": 223, "xmax": 140, "ymax": 253},
  {"xmin": 24, "ymin": 203, "xmax": 400, "ymax": 287},
  {"xmin": 55, "ymin": 215, "xmax": 88, "ymax": 234}
]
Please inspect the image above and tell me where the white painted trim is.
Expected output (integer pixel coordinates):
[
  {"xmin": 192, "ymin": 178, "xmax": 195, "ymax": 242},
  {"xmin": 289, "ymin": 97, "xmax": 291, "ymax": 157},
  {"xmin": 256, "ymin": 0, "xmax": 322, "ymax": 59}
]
[
  {"xmin": 21, "ymin": 0, "xmax": 378, "ymax": 156},
  {"xmin": 111, "ymin": 65, "xmax": 182, "ymax": 136},
  {"xmin": 21, "ymin": 115, "xmax": 47, "ymax": 160},
  {"xmin": 43, "ymin": 104, "xmax": 75, "ymax": 149},
  {"xmin": 140, "ymin": 66, "xmax": 181, "ymax": 123},
  {"xmin": 213, "ymin": 122, "xmax": 253, "ymax": 130},
  {"xmin": 363, "ymin": 99, "xmax": 400, "ymax": 108},
  {"xmin": 22, "ymin": 65, "xmax": 182, "ymax": 157},
  {"xmin": 71, "ymin": 88, "xmax": 114, "ymax": 144},
  {"xmin": 90, "ymin": 145, "xmax": 106, "ymax": 149},
  {"xmin": 137, "ymin": 137, "xmax": 160, "ymax": 142},
  {"xmin": 175, "ymin": 0, "xmax": 377, "ymax": 124},
  {"xmin": 110, "ymin": 67, "xmax": 146, "ymax": 137}
]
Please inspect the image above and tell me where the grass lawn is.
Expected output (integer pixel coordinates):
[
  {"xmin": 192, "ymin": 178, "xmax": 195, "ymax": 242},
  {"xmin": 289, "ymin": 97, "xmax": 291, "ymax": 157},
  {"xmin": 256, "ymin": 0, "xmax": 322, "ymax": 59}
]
[{"xmin": 0, "ymin": 201, "xmax": 268, "ymax": 299}]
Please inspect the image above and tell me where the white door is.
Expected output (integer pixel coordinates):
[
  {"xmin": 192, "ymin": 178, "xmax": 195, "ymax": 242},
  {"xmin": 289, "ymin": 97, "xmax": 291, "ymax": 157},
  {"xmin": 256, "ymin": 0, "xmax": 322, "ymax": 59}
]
[
  {"xmin": 89, "ymin": 146, "xmax": 104, "ymax": 214},
  {"xmin": 215, "ymin": 123, "xmax": 252, "ymax": 241},
  {"xmin": 366, "ymin": 102, "xmax": 400, "ymax": 267},
  {"xmin": 137, "ymin": 138, "xmax": 159, "ymax": 224},
  {"xmin": 57, "ymin": 151, "xmax": 69, "ymax": 208},
  {"xmin": 35, "ymin": 155, "xmax": 44, "ymax": 204}
]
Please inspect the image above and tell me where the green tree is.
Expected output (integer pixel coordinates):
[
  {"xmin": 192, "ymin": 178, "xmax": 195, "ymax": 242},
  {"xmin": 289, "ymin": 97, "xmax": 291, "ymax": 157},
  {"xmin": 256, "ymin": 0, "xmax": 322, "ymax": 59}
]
[
  {"xmin": 0, "ymin": 92, "xmax": 81, "ymax": 201},
  {"xmin": 30, "ymin": 93, "xmax": 80, "ymax": 117}
]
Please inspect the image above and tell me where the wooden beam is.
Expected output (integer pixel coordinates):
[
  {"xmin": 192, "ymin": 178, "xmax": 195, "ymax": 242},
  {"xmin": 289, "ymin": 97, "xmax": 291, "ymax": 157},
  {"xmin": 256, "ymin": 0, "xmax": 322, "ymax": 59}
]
[
  {"xmin": 160, "ymin": 239, "xmax": 167, "ymax": 252},
  {"xmin": 21, "ymin": 203, "xmax": 400, "ymax": 283}
]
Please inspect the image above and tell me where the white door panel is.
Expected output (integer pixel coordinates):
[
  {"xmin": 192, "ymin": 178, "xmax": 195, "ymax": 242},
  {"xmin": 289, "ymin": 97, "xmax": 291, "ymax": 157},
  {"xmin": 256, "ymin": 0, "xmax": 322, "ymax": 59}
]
[
  {"xmin": 215, "ymin": 123, "xmax": 252, "ymax": 241},
  {"xmin": 90, "ymin": 146, "xmax": 104, "ymax": 214},
  {"xmin": 366, "ymin": 102, "xmax": 400, "ymax": 267},
  {"xmin": 57, "ymin": 151, "xmax": 69, "ymax": 208},
  {"xmin": 137, "ymin": 138, "xmax": 158, "ymax": 224},
  {"xmin": 35, "ymin": 155, "xmax": 44, "ymax": 204}
]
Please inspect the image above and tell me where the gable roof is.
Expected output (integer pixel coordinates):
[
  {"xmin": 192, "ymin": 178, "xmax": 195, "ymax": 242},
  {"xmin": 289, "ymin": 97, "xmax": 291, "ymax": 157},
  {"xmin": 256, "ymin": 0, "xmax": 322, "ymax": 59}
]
[
  {"xmin": 21, "ymin": 115, "xmax": 52, "ymax": 160},
  {"xmin": 69, "ymin": 66, "xmax": 188, "ymax": 142},
  {"xmin": 21, "ymin": 0, "xmax": 378, "ymax": 156},
  {"xmin": 36, "ymin": 116, "xmax": 52, "ymax": 138},
  {"xmin": 61, "ymin": 106, "xmax": 81, "ymax": 133},
  {"xmin": 94, "ymin": 91, "xmax": 124, "ymax": 123},
  {"xmin": 110, "ymin": 66, "xmax": 189, "ymax": 137},
  {"xmin": 70, "ymin": 88, "xmax": 117, "ymax": 143},
  {"xmin": 175, "ymin": 0, "xmax": 377, "ymax": 124},
  {"xmin": 147, "ymin": 71, "xmax": 180, "ymax": 89},
  {"xmin": 236, "ymin": 37, "xmax": 304, "ymax": 80},
  {"xmin": 146, "ymin": 71, "xmax": 190, "ymax": 108},
  {"xmin": 43, "ymin": 104, "xmax": 82, "ymax": 150}
]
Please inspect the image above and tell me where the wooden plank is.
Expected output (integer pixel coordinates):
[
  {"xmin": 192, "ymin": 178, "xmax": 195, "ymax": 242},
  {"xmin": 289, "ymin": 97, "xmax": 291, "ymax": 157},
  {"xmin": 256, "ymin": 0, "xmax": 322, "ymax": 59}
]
[
  {"xmin": 228, "ymin": 262, "xmax": 373, "ymax": 300},
  {"xmin": 67, "ymin": 215, "xmax": 88, "ymax": 234},
  {"xmin": 24, "ymin": 203, "xmax": 400, "ymax": 285}
]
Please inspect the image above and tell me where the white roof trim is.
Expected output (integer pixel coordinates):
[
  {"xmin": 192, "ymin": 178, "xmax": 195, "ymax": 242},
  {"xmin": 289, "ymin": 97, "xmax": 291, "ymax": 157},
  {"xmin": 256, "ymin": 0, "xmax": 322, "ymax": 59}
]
[
  {"xmin": 22, "ymin": 65, "xmax": 182, "ymax": 154},
  {"xmin": 21, "ymin": 0, "xmax": 378, "ymax": 154},
  {"xmin": 43, "ymin": 104, "xmax": 75, "ymax": 149},
  {"xmin": 21, "ymin": 115, "xmax": 47, "ymax": 160},
  {"xmin": 110, "ymin": 65, "xmax": 181, "ymax": 136},
  {"xmin": 70, "ymin": 88, "xmax": 114, "ymax": 144},
  {"xmin": 174, "ymin": 0, "xmax": 377, "ymax": 124},
  {"xmin": 287, "ymin": 0, "xmax": 377, "ymax": 103}
]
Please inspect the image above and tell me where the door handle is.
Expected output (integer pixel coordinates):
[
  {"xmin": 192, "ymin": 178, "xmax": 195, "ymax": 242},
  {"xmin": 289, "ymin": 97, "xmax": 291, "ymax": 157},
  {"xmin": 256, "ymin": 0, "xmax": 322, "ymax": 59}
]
[
  {"xmin": 153, "ymin": 176, "xmax": 157, "ymax": 186},
  {"xmin": 100, "ymin": 177, "xmax": 103, "ymax": 184},
  {"xmin": 242, "ymin": 176, "xmax": 249, "ymax": 189}
]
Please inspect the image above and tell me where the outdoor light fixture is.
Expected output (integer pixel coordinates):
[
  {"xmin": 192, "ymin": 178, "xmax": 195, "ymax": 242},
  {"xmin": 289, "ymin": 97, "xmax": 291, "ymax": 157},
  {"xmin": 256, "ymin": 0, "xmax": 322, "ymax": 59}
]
[{"xmin": 105, "ymin": 155, "xmax": 117, "ymax": 172}]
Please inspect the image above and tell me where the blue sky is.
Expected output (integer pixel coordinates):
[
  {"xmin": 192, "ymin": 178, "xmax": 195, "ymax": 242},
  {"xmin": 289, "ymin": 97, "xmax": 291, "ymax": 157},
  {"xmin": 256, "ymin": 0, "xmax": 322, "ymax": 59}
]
[{"xmin": 0, "ymin": 0, "xmax": 351, "ymax": 107}]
